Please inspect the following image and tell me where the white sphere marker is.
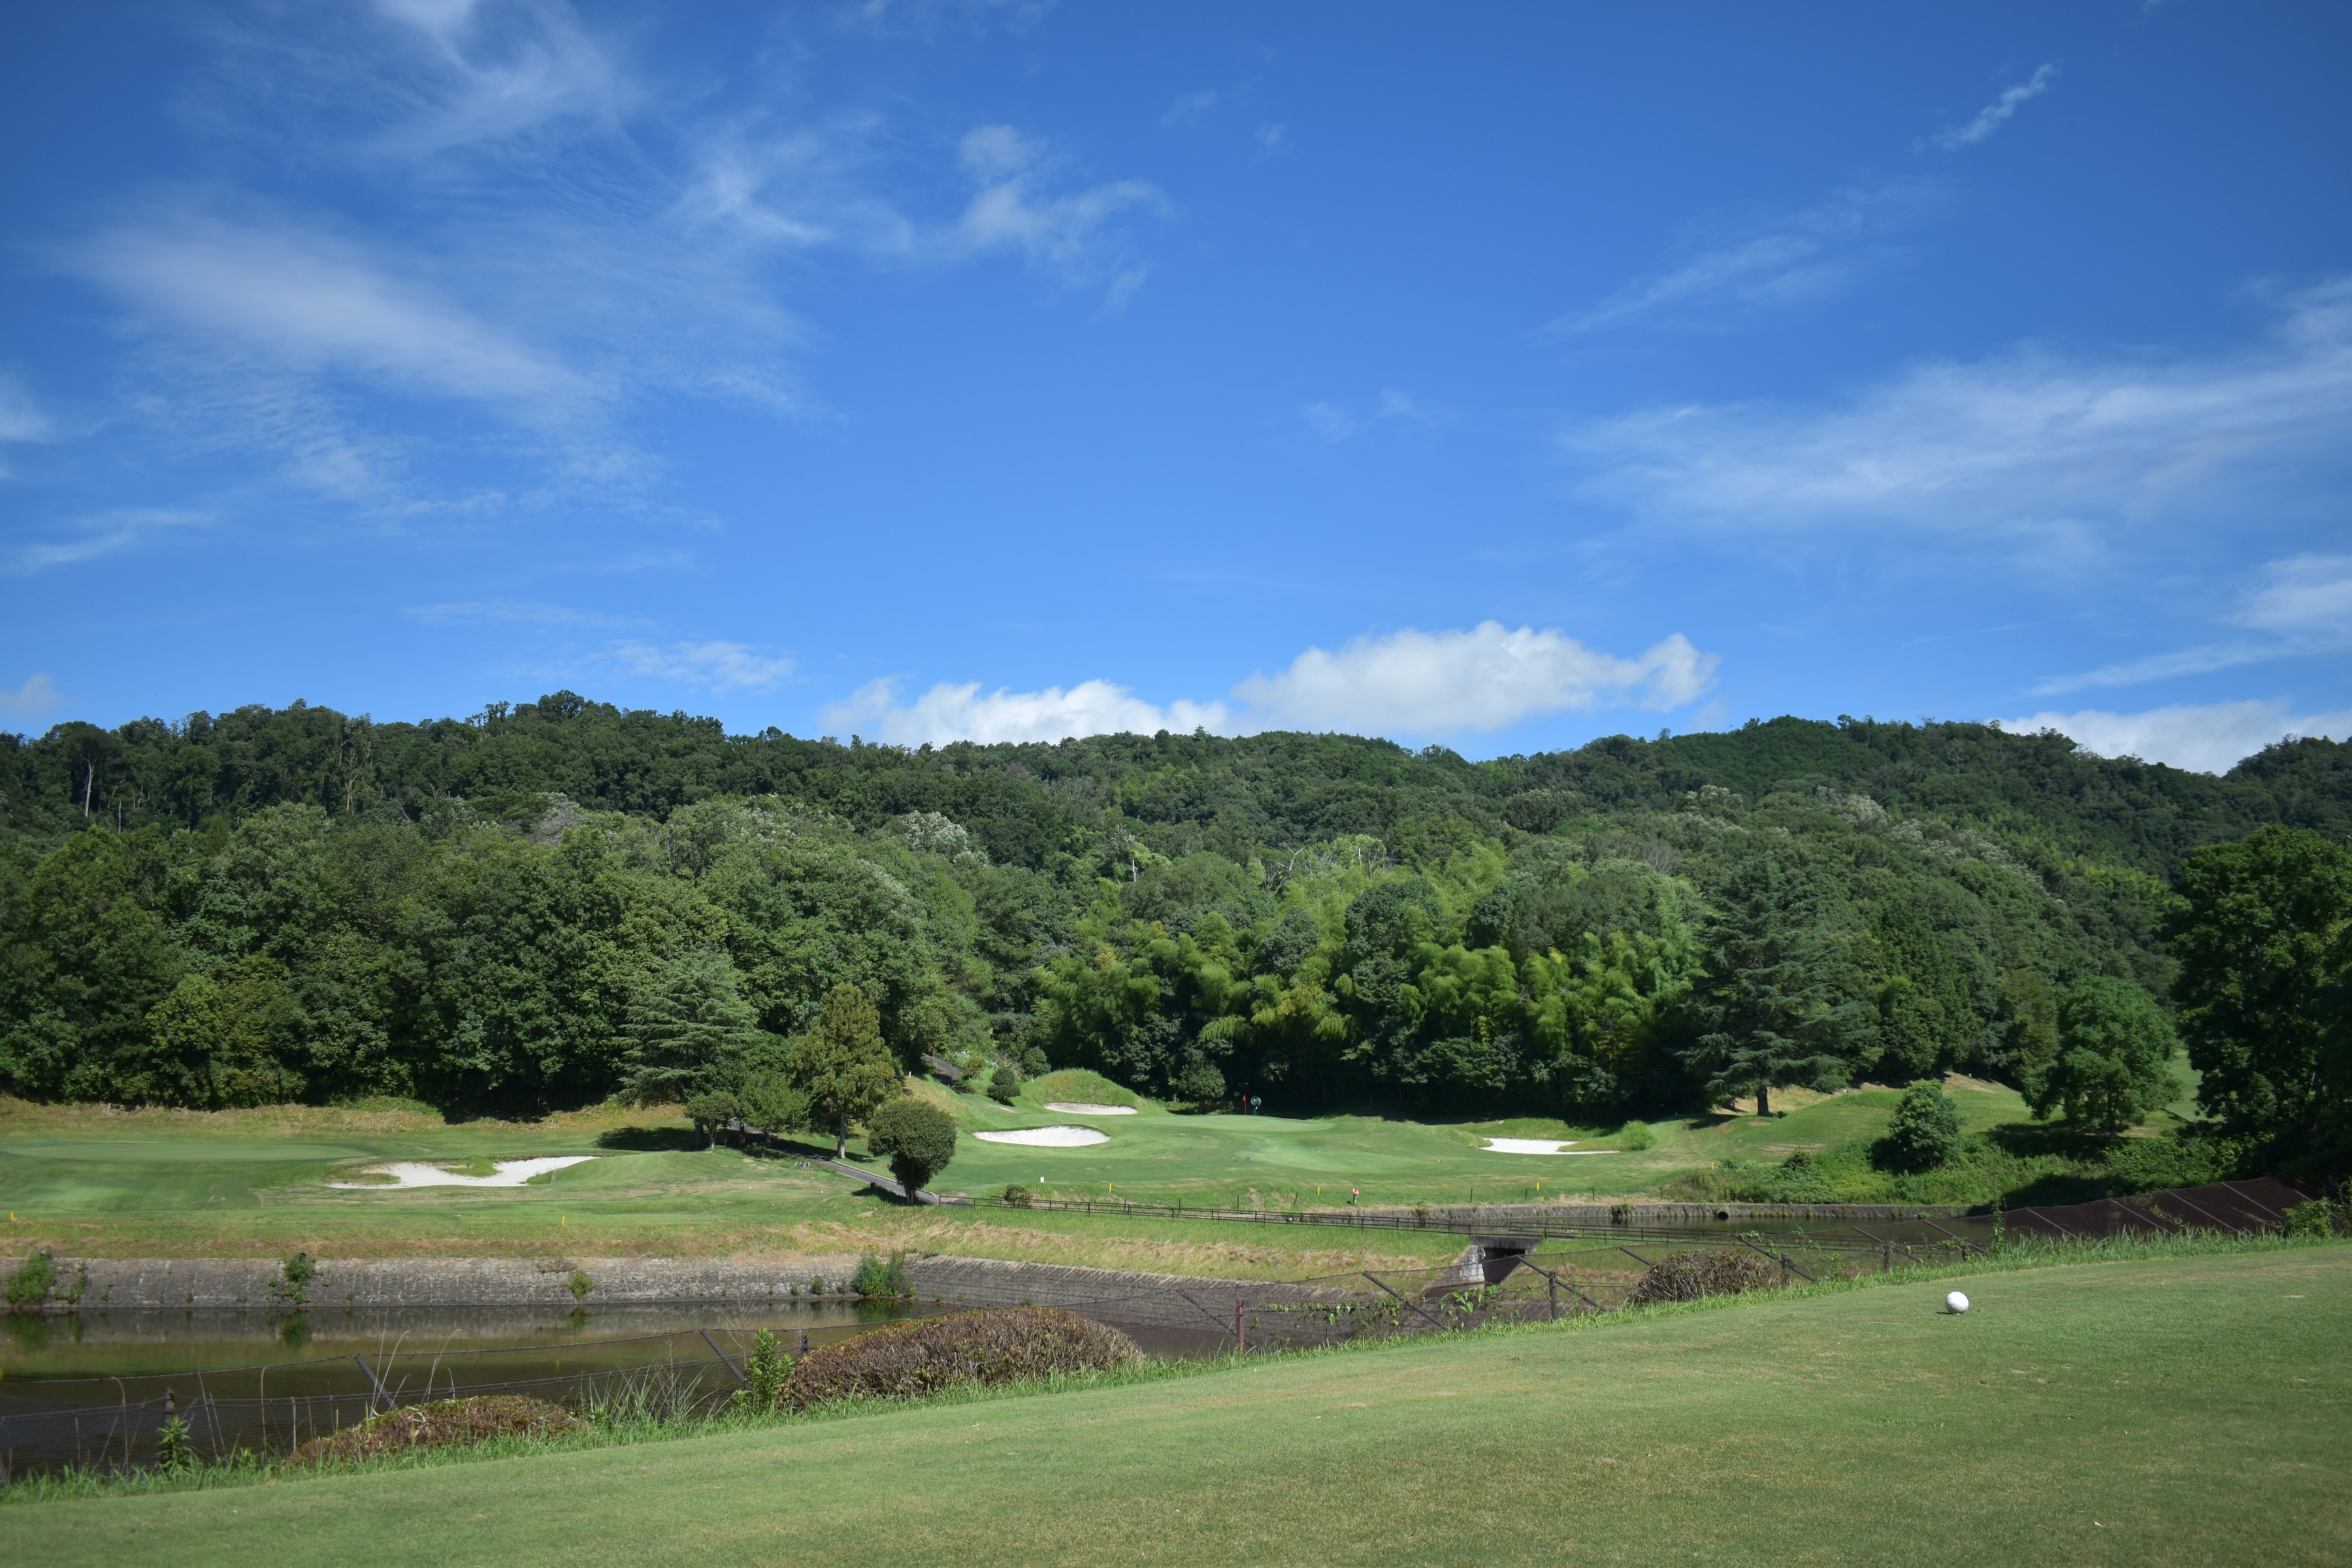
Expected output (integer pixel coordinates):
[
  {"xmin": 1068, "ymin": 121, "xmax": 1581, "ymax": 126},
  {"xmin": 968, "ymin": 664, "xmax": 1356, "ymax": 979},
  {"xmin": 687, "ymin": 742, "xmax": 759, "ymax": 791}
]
[{"xmin": 1945, "ymin": 1290, "xmax": 1971, "ymax": 1314}]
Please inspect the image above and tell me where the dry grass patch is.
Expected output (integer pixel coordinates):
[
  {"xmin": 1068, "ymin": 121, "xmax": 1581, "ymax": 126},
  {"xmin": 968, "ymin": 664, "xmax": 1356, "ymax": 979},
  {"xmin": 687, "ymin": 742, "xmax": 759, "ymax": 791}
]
[{"xmin": 289, "ymin": 1396, "xmax": 583, "ymax": 1466}]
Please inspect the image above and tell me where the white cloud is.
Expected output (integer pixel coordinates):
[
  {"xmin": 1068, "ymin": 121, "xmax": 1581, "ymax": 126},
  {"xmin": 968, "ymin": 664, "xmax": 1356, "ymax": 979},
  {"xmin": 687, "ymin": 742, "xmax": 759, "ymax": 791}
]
[
  {"xmin": 828, "ymin": 623, "xmax": 1719, "ymax": 746},
  {"xmin": 615, "ymin": 640, "xmax": 795, "ymax": 692},
  {"xmin": 1162, "ymin": 90, "xmax": 1220, "ymax": 129},
  {"xmin": 826, "ymin": 678, "xmax": 1230, "ymax": 745},
  {"xmin": 1573, "ymin": 276, "xmax": 2352, "ymax": 542},
  {"xmin": 77, "ymin": 214, "xmax": 593, "ymax": 420},
  {"xmin": 0, "ymin": 674, "xmax": 66, "ymax": 723},
  {"xmin": 1931, "ymin": 65, "xmax": 2057, "ymax": 151},
  {"xmin": 2005, "ymin": 699, "xmax": 2352, "ymax": 775},
  {"xmin": 1235, "ymin": 623, "xmax": 1717, "ymax": 734},
  {"xmin": 407, "ymin": 597, "xmax": 639, "ymax": 628},
  {"xmin": 6, "ymin": 508, "xmax": 211, "ymax": 574},
  {"xmin": 1254, "ymin": 123, "xmax": 1292, "ymax": 160},
  {"xmin": 1561, "ymin": 183, "xmax": 1929, "ymax": 333},
  {"xmin": 0, "ymin": 374, "xmax": 56, "ymax": 445}
]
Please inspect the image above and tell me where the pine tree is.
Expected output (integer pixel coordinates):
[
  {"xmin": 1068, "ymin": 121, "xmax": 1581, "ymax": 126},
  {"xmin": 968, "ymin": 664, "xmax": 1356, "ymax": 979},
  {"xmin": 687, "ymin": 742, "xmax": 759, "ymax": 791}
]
[
  {"xmin": 787, "ymin": 984, "xmax": 902, "ymax": 1158},
  {"xmin": 616, "ymin": 952, "xmax": 759, "ymax": 1106},
  {"xmin": 1684, "ymin": 850, "xmax": 1873, "ymax": 1115}
]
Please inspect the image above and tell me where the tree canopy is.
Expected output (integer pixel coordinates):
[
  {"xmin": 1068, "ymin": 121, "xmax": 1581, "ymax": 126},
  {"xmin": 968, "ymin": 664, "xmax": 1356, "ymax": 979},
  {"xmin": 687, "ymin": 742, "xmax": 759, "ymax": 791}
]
[{"xmin": 3, "ymin": 694, "xmax": 2346, "ymax": 1151}]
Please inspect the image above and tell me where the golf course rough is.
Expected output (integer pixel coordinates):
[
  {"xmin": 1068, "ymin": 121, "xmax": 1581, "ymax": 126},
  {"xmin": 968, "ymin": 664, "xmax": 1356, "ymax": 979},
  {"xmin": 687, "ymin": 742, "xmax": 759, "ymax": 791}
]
[{"xmin": 9, "ymin": 1246, "xmax": 2345, "ymax": 1567}]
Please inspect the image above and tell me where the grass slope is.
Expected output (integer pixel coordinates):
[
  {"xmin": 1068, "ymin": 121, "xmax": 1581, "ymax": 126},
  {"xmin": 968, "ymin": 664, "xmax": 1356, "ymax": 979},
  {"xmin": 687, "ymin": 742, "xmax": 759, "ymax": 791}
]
[
  {"xmin": 0, "ymin": 1076, "xmax": 2121, "ymax": 1274},
  {"xmin": 12, "ymin": 1247, "xmax": 2347, "ymax": 1566}
]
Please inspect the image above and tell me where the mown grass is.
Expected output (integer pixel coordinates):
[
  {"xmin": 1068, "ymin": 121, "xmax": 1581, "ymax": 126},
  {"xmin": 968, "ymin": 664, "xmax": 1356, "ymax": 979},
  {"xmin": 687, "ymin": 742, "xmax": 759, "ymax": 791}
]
[{"xmin": 7, "ymin": 1239, "xmax": 2345, "ymax": 1565}]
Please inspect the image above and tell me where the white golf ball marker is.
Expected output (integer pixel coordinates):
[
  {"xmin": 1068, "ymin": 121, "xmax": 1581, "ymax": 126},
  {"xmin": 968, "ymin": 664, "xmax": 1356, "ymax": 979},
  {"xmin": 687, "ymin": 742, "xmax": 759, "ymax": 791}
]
[{"xmin": 1946, "ymin": 1290, "xmax": 1971, "ymax": 1314}]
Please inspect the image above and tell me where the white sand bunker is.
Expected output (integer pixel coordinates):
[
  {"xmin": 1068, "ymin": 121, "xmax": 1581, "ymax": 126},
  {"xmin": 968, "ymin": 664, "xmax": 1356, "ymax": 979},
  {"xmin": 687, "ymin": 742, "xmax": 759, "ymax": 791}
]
[
  {"xmin": 330, "ymin": 1156, "xmax": 596, "ymax": 1188},
  {"xmin": 1481, "ymin": 1138, "xmax": 1576, "ymax": 1155},
  {"xmin": 1042, "ymin": 1102, "xmax": 1137, "ymax": 1115},
  {"xmin": 973, "ymin": 1126, "xmax": 1111, "ymax": 1147}
]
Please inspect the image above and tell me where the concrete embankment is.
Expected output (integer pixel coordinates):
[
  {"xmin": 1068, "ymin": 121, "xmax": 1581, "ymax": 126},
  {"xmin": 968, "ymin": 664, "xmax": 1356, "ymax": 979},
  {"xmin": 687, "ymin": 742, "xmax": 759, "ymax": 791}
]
[{"xmin": 3, "ymin": 1253, "xmax": 867, "ymax": 1312}]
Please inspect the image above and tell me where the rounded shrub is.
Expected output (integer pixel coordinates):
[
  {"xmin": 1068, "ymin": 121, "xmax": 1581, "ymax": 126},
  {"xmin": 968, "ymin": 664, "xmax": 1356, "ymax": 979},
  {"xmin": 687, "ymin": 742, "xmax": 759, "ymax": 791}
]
[
  {"xmin": 987, "ymin": 1063, "xmax": 1020, "ymax": 1104},
  {"xmin": 867, "ymin": 1096, "xmax": 958, "ymax": 1197},
  {"xmin": 1877, "ymin": 1080, "xmax": 1963, "ymax": 1171},
  {"xmin": 781, "ymin": 1307, "xmax": 1141, "ymax": 1409}
]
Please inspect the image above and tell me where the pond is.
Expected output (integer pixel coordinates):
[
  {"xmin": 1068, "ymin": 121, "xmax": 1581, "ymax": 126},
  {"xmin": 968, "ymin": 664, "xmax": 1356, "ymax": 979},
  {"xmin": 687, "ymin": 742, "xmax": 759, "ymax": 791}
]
[{"xmin": 0, "ymin": 1299, "xmax": 1226, "ymax": 1481}]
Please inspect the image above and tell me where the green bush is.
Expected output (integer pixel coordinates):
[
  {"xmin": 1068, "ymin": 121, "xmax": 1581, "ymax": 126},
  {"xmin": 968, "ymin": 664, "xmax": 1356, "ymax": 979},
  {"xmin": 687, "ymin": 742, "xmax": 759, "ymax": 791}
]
[
  {"xmin": 850, "ymin": 1252, "xmax": 909, "ymax": 1298},
  {"xmin": 1000, "ymin": 1183, "xmax": 1034, "ymax": 1208},
  {"xmin": 7, "ymin": 1250, "xmax": 56, "ymax": 1309},
  {"xmin": 867, "ymin": 1096, "xmax": 958, "ymax": 1197},
  {"xmin": 2280, "ymin": 1198, "xmax": 2342, "ymax": 1238},
  {"xmin": 268, "ymin": 1250, "xmax": 316, "ymax": 1310},
  {"xmin": 732, "ymin": 1328, "xmax": 792, "ymax": 1412},
  {"xmin": 780, "ymin": 1307, "xmax": 1140, "ymax": 1409},
  {"xmin": 1877, "ymin": 1081, "xmax": 1963, "ymax": 1171},
  {"xmin": 987, "ymin": 1063, "xmax": 1019, "ymax": 1104},
  {"xmin": 1616, "ymin": 1120, "xmax": 1656, "ymax": 1152}
]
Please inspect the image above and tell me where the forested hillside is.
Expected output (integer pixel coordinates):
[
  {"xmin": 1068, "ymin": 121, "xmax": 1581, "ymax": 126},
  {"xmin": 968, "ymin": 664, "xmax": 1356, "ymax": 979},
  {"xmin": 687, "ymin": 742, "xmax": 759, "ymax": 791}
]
[{"xmin": 4, "ymin": 694, "xmax": 2346, "ymax": 1119}]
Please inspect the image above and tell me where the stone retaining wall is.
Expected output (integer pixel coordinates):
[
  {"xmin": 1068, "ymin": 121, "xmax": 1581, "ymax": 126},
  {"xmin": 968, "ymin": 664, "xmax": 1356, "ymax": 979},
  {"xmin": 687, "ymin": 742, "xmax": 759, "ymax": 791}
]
[{"xmin": 1, "ymin": 1253, "xmax": 865, "ymax": 1312}]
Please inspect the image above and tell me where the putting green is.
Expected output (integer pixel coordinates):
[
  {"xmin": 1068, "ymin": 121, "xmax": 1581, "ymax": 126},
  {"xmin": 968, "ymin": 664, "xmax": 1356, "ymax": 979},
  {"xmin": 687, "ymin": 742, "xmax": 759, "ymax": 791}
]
[{"xmin": 10, "ymin": 1246, "xmax": 2345, "ymax": 1566}]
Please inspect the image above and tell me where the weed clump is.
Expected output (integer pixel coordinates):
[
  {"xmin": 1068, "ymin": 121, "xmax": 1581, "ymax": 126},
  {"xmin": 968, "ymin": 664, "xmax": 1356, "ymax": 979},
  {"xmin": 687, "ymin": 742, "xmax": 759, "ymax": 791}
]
[
  {"xmin": 1629, "ymin": 1249, "xmax": 1784, "ymax": 1306},
  {"xmin": 291, "ymin": 1396, "xmax": 584, "ymax": 1466},
  {"xmin": 289, "ymin": 1401, "xmax": 583, "ymax": 1476},
  {"xmin": 850, "ymin": 1252, "xmax": 909, "ymax": 1298},
  {"xmin": 781, "ymin": 1307, "xmax": 1140, "ymax": 1409}
]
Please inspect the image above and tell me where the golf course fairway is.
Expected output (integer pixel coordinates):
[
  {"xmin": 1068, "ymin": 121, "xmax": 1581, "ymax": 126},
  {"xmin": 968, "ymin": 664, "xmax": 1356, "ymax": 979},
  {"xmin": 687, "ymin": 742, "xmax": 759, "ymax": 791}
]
[{"xmin": 11, "ymin": 1245, "xmax": 2345, "ymax": 1567}]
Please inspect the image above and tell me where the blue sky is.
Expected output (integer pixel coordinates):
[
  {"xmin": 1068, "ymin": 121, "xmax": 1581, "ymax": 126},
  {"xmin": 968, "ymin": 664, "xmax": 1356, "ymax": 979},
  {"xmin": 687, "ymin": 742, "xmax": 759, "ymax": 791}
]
[{"xmin": 3, "ymin": 1, "xmax": 2348, "ymax": 772}]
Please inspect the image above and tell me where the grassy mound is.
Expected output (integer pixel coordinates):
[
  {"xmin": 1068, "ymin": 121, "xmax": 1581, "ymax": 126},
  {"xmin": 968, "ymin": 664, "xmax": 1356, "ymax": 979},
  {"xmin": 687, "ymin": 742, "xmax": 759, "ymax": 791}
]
[
  {"xmin": 782, "ymin": 1307, "xmax": 1142, "ymax": 1408},
  {"xmin": 289, "ymin": 1396, "xmax": 583, "ymax": 1466},
  {"xmin": 1021, "ymin": 1071, "xmax": 1143, "ymax": 1108},
  {"xmin": 1627, "ymin": 1248, "xmax": 1785, "ymax": 1305}
]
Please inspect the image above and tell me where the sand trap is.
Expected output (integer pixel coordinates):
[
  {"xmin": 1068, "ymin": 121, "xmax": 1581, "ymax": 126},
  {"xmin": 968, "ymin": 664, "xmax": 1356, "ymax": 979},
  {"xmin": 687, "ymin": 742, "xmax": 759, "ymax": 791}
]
[
  {"xmin": 1481, "ymin": 1138, "xmax": 1576, "ymax": 1155},
  {"xmin": 329, "ymin": 1156, "xmax": 596, "ymax": 1188},
  {"xmin": 1042, "ymin": 1102, "xmax": 1137, "ymax": 1115},
  {"xmin": 973, "ymin": 1126, "xmax": 1111, "ymax": 1147}
]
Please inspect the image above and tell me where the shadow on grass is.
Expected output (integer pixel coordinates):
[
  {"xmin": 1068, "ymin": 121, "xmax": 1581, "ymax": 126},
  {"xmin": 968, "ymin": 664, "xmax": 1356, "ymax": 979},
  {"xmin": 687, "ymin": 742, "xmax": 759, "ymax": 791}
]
[{"xmin": 594, "ymin": 1126, "xmax": 705, "ymax": 1152}]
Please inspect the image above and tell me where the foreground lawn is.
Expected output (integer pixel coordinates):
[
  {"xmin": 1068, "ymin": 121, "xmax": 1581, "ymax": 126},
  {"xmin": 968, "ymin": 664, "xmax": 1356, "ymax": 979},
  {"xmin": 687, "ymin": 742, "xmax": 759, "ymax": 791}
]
[{"xmin": 14, "ymin": 1247, "xmax": 2346, "ymax": 1566}]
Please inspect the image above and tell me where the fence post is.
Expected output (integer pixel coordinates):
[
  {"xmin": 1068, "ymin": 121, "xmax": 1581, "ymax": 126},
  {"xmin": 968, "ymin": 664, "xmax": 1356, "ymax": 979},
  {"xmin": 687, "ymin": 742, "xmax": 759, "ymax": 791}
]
[{"xmin": 1235, "ymin": 1298, "xmax": 1246, "ymax": 1354}]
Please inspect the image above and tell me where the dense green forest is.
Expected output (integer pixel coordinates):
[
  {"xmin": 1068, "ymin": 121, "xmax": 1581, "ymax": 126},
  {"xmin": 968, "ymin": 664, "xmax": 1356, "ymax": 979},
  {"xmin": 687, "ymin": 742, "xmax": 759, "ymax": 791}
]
[{"xmin": 4, "ymin": 694, "xmax": 2347, "ymax": 1130}]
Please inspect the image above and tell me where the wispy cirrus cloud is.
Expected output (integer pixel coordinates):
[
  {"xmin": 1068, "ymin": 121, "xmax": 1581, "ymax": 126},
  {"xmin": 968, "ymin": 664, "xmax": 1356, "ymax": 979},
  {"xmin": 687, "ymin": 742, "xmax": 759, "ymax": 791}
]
[
  {"xmin": 2030, "ymin": 553, "xmax": 2352, "ymax": 694},
  {"xmin": 5, "ymin": 508, "xmax": 211, "ymax": 575},
  {"xmin": 1560, "ymin": 182, "xmax": 1932, "ymax": 333},
  {"xmin": 0, "ymin": 374, "xmax": 57, "ymax": 446},
  {"xmin": 615, "ymin": 640, "xmax": 795, "ymax": 691},
  {"xmin": 949, "ymin": 125, "xmax": 1168, "ymax": 298},
  {"xmin": 1571, "ymin": 276, "xmax": 2352, "ymax": 550},
  {"xmin": 2005, "ymin": 697, "xmax": 2352, "ymax": 774},
  {"xmin": 406, "ymin": 597, "xmax": 644, "ymax": 629},
  {"xmin": 1930, "ymin": 65, "xmax": 2057, "ymax": 152},
  {"xmin": 825, "ymin": 622, "xmax": 1720, "ymax": 745}
]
